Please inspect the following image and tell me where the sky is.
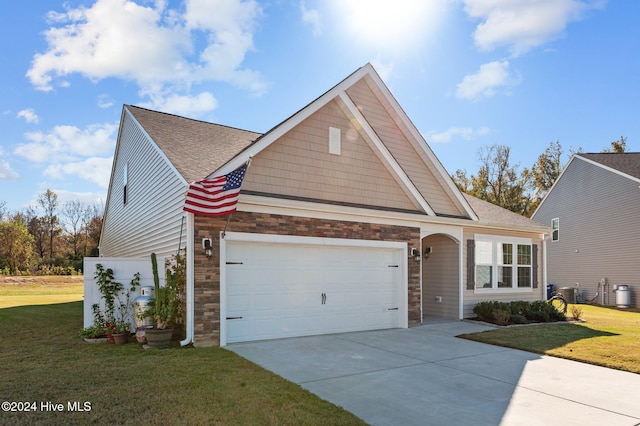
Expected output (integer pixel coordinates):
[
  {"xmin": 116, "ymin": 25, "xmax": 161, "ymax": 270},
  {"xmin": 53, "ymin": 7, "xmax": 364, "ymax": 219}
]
[{"xmin": 1, "ymin": 0, "xmax": 638, "ymax": 214}]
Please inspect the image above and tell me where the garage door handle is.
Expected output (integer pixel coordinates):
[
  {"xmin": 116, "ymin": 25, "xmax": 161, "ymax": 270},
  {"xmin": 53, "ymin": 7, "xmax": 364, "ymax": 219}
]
[
  {"xmin": 387, "ymin": 307, "xmax": 399, "ymax": 311},
  {"xmin": 226, "ymin": 316, "xmax": 243, "ymax": 320},
  {"xmin": 321, "ymin": 293, "xmax": 326, "ymax": 305}
]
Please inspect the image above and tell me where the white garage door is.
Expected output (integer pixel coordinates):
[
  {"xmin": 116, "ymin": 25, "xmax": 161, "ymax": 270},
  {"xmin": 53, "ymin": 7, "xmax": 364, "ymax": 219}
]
[{"xmin": 222, "ymin": 235, "xmax": 406, "ymax": 344}]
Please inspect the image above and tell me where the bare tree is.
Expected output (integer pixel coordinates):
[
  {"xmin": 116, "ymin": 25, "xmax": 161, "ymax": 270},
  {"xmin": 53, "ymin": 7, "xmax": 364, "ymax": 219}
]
[
  {"xmin": 603, "ymin": 136, "xmax": 627, "ymax": 153},
  {"xmin": 37, "ymin": 189, "xmax": 60, "ymax": 259},
  {"xmin": 62, "ymin": 200, "xmax": 85, "ymax": 257}
]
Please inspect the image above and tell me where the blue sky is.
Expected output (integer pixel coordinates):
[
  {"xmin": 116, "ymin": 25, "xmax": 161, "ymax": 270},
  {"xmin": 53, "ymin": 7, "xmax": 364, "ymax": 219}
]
[{"xmin": 1, "ymin": 0, "xmax": 638, "ymax": 214}]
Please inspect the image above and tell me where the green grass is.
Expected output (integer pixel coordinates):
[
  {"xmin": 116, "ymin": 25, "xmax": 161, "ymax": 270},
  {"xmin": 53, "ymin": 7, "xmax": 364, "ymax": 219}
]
[
  {"xmin": 0, "ymin": 280, "xmax": 365, "ymax": 425},
  {"xmin": 0, "ymin": 276, "xmax": 84, "ymax": 308},
  {"xmin": 460, "ymin": 304, "xmax": 640, "ymax": 374}
]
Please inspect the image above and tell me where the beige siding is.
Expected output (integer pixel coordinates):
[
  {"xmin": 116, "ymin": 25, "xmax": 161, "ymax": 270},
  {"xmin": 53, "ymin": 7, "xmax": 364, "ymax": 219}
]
[
  {"xmin": 346, "ymin": 78, "xmax": 466, "ymax": 217},
  {"xmin": 422, "ymin": 234, "xmax": 459, "ymax": 318},
  {"xmin": 462, "ymin": 227, "xmax": 545, "ymax": 318},
  {"xmin": 100, "ymin": 113, "xmax": 187, "ymax": 259},
  {"xmin": 533, "ymin": 158, "xmax": 640, "ymax": 307},
  {"xmin": 243, "ymin": 100, "xmax": 418, "ymax": 211}
]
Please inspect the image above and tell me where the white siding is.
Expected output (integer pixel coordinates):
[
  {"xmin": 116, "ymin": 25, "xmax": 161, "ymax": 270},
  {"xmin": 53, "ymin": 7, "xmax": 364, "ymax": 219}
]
[
  {"xmin": 533, "ymin": 158, "xmax": 640, "ymax": 307},
  {"xmin": 100, "ymin": 112, "xmax": 188, "ymax": 260}
]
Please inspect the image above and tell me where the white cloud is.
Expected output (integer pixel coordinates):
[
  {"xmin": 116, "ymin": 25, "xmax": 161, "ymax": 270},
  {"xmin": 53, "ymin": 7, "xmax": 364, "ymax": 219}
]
[
  {"xmin": 97, "ymin": 94, "xmax": 115, "ymax": 109},
  {"xmin": 0, "ymin": 161, "xmax": 20, "ymax": 180},
  {"xmin": 44, "ymin": 157, "xmax": 114, "ymax": 188},
  {"xmin": 27, "ymin": 0, "xmax": 265, "ymax": 100},
  {"xmin": 139, "ymin": 91, "xmax": 218, "ymax": 118},
  {"xmin": 455, "ymin": 60, "xmax": 519, "ymax": 101},
  {"xmin": 427, "ymin": 126, "xmax": 490, "ymax": 143},
  {"xmin": 462, "ymin": 0, "xmax": 604, "ymax": 56},
  {"xmin": 17, "ymin": 108, "xmax": 39, "ymax": 124},
  {"xmin": 300, "ymin": 1, "xmax": 322, "ymax": 36},
  {"xmin": 14, "ymin": 122, "xmax": 118, "ymax": 163}
]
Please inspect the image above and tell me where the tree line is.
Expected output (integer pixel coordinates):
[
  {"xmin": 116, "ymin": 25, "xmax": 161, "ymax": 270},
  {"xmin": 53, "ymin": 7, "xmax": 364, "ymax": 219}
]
[
  {"xmin": 0, "ymin": 189, "xmax": 103, "ymax": 275},
  {"xmin": 452, "ymin": 136, "xmax": 628, "ymax": 218}
]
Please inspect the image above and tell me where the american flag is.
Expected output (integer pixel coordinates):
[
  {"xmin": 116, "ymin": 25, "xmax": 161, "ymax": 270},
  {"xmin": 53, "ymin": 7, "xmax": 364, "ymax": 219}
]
[{"xmin": 183, "ymin": 164, "xmax": 247, "ymax": 216}]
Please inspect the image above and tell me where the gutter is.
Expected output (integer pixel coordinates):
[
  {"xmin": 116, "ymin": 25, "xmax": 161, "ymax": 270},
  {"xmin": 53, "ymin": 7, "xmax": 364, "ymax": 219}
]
[{"xmin": 180, "ymin": 213, "xmax": 195, "ymax": 346}]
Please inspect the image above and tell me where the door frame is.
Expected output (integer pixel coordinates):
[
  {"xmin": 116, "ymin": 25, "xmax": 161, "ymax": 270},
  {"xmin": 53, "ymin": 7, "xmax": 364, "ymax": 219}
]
[{"xmin": 220, "ymin": 231, "xmax": 408, "ymax": 346}]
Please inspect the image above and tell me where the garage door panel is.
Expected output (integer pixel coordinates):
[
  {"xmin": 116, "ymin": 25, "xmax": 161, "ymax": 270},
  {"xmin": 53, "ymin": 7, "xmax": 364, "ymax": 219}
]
[{"xmin": 225, "ymin": 239, "xmax": 404, "ymax": 343}]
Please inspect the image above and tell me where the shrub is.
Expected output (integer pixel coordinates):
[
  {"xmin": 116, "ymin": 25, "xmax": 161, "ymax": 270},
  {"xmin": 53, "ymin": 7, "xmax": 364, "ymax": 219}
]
[
  {"xmin": 570, "ymin": 305, "xmax": 583, "ymax": 320},
  {"xmin": 492, "ymin": 309, "xmax": 511, "ymax": 326},
  {"xmin": 474, "ymin": 301, "xmax": 509, "ymax": 322},
  {"xmin": 509, "ymin": 314, "xmax": 527, "ymax": 324}
]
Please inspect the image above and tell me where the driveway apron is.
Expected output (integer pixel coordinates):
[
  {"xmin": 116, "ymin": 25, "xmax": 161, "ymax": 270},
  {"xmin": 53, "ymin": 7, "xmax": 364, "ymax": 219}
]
[{"xmin": 227, "ymin": 320, "xmax": 640, "ymax": 426}]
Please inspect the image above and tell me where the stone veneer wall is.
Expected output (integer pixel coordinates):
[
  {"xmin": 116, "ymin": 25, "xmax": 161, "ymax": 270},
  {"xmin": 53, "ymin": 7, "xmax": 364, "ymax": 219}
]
[{"xmin": 192, "ymin": 211, "xmax": 421, "ymax": 346}]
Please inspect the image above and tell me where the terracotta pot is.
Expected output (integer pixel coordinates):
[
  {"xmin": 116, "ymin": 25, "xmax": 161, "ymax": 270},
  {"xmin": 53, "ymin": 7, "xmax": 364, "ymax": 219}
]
[
  {"xmin": 112, "ymin": 332, "xmax": 129, "ymax": 345},
  {"xmin": 144, "ymin": 328, "xmax": 173, "ymax": 349}
]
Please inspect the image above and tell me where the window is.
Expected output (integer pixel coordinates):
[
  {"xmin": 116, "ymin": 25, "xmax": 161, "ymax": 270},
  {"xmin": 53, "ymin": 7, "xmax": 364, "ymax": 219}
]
[
  {"xmin": 552, "ymin": 218, "xmax": 559, "ymax": 241},
  {"xmin": 474, "ymin": 235, "xmax": 533, "ymax": 291}
]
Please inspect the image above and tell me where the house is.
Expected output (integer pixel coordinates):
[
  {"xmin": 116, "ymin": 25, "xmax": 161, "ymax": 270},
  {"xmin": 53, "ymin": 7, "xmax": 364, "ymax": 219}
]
[
  {"xmin": 532, "ymin": 152, "xmax": 640, "ymax": 308},
  {"xmin": 96, "ymin": 63, "xmax": 549, "ymax": 347}
]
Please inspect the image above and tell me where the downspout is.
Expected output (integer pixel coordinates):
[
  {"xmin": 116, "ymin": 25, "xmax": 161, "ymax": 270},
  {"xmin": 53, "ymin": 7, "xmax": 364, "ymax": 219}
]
[
  {"xmin": 542, "ymin": 233, "xmax": 549, "ymax": 299},
  {"xmin": 180, "ymin": 213, "xmax": 195, "ymax": 346}
]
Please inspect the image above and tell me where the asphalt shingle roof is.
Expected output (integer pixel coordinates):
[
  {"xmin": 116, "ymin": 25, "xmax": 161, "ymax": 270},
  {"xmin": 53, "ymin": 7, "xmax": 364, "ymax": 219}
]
[
  {"xmin": 463, "ymin": 194, "xmax": 547, "ymax": 230},
  {"xmin": 578, "ymin": 153, "xmax": 640, "ymax": 180},
  {"xmin": 126, "ymin": 105, "xmax": 262, "ymax": 183}
]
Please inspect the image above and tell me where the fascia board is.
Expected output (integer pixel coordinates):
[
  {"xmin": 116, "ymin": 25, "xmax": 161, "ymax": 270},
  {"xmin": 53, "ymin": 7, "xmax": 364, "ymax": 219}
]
[
  {"xmin": 215, "ymin": 65, "xmax": 374, "ymax": 176},
  {"xmin": 363, "ymin": 68, "xmax": 479, "ymax": 221},
  {"xmin": 338, "ymin": 92, "xmax": 436, "ymax": 216},
  {"xmin": 577, "ymin": 154, "xmax": 640, "ymax": 184}
]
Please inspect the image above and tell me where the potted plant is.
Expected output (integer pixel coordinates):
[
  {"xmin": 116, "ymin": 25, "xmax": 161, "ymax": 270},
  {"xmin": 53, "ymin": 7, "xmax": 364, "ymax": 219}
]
[
  {"xmin": 90, "ymin": 265, "xmax": 140, "ymax": 344},
  {"xmin": 79, "ymin": 323, "xmax": 107, "ymax": 343},
  {"xmin": 111, "ymin": 320, "xmax": 131, "ymax": 345},
  {"xmin": 142, "ymin": 253, "xmax": 182, "ymax": 349}
]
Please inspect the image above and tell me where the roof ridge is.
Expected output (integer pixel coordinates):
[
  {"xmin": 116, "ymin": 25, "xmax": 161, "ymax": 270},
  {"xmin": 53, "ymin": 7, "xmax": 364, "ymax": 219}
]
[{"xmin": 125, "ymin": 104, "xmax": 261, "ymax": 136}]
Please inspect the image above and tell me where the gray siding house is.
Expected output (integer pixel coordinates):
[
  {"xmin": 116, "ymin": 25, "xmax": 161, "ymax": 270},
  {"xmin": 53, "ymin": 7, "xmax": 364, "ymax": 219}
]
[
  {"xmin": 532, "ymin": 153, "xmax": 640, "ymax": 308},
  {"xmin": 98, "ymin": 64, "xmax": 548, "ymax": 346}
]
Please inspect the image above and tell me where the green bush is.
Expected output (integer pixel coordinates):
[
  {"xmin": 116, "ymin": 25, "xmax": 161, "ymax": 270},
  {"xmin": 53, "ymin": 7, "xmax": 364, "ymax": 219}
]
[{"xmin": 473, "ymin": 299, "xmax": 566, "ymax": 325}]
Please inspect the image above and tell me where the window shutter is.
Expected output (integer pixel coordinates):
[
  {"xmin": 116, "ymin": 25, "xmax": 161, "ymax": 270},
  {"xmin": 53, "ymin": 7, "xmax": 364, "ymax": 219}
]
[
  {"xmin": 466, "ymin": 239, "xmax": 475, "ymax": 290},
  {"xmin": 532, "ymin": 244, "xmax": 538, "ymax": 288}
]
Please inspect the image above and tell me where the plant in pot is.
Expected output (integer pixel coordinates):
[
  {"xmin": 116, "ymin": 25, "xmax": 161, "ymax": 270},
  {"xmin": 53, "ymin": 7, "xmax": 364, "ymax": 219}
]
[
  {"xmin": 142, "ymin": 253, "xmax": 182, "ymax": 349},
  {"xmin": 80, "ymin": 303, "xmax": 108, "ymax": 343},
  {"xmin": 94, "ymin": 264, "xmax": 123, "ymax": 342}
]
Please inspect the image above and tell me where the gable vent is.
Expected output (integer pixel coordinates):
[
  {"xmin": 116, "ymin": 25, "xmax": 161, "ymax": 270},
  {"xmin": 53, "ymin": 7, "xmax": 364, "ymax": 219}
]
[{"xmin": 329, "ymin": 127, "xmax": 341, "ymax": 155}]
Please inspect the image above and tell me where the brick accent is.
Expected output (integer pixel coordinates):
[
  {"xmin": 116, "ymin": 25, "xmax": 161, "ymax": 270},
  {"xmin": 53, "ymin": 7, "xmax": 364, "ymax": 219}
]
[{"xmin": 192, "ymin": 211, "xmax": 421, "ymax": 346}]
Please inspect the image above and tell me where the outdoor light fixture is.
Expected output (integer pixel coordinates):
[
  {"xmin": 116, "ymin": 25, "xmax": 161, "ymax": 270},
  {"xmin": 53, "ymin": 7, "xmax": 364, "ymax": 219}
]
[
  {"xmin": 410, "ymin": 248, "xmax": 420, "ymax": 263},
  {"xmin": 202, "ymin": 238, "xmax": 213, "ymax": 260}
]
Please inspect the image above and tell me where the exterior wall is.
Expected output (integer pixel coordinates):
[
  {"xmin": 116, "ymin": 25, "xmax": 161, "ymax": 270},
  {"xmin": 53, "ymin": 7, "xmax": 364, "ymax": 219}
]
[
  {"xmin": 346, "ymin": 78, "xmax": 466, "ymax": 217},
  {"xmin": 243, "ymin": 100, "xmax": 418, "ymax": 211},
  {"xmin": 422, "ymin": 234, "xmax": 459, "ymax": 318},
  {"xmin": 100, "ymin": 112, "xmax": 188, "ymax": 260},
  {"xmin": 533, "ymin": 158, "xmax": 640, "ymax": 307},
  {"xmin": 192, "ymin": 211, "xmax": 421, "ymax": 346},
  {"xmin": 462, "ymin": 227, "xmax": 545, "ymax": 318}
]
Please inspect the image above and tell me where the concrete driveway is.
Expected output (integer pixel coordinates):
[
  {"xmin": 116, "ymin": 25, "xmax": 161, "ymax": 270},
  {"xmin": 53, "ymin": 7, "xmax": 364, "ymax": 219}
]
[{"xmin": 227, "ymin": 319, "xmax": 640, "ymax": 426}]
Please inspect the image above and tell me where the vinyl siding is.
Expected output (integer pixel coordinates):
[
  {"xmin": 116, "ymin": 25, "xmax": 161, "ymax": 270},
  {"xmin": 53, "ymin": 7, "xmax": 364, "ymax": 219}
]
[
  {"xmin": 242, "ymin": 99, "xmax": 419, "ymax": 211},
  {"xmin": 462, "ymin": 228, "xmax": 545, "ymax": 318},
  {"xmin": 422, "ymin": 234, "xmax": 459, "ymax": 318},
  {"xmin": 345, "ymin": 78, "xmax": 466, "ymax": 217},
  {"xmin": 533, "ymin": 157, "xmax": 640, "ymax": 307},
  {"xmin": 100, "ymin": 112, "xmax": 187, "ymax": 260}
]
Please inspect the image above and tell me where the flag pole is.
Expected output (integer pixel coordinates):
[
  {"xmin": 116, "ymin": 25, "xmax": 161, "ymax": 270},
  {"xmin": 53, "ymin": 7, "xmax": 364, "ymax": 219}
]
[{"xmin": 221, "ymin": 157, "xmax": 252, "ymax": 239}]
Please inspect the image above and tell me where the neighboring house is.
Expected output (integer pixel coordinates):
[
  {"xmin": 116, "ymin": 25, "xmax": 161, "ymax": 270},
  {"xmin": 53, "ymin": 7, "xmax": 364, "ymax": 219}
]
[
  {"xmin": 97, "ymin": 63, "xmax": 548, "ymax": 347},
  {"xmin": 533, "ymin": 153, "xmax": 640, "ymax": 308}
]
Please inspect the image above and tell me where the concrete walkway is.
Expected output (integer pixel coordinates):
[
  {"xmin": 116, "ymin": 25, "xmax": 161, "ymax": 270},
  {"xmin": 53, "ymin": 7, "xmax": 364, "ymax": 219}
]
[{"xmin": 227, "ymin": 320, "xmax": 640, "ymax": 426}]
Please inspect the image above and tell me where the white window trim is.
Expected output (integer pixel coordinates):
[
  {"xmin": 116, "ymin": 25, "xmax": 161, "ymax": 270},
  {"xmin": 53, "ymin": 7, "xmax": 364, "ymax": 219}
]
[
  {"xmin": 474, "ymin": 234, "xmax": 533, "ymax": 294},
  {"xmin": 552, "ymin": 217, "xmax": 559, "ymax": 242}
]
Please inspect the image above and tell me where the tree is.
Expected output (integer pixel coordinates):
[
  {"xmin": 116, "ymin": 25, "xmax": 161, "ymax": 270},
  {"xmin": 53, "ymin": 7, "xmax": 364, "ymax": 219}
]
[
  {"xmin": 603, "ymin": 136, "xmax": 627, "ymax": 153},
  {"xmin": 62, "ymin": 200, "xmax": 85, "ymax": 257},
  {"xmin": 0, "ymin": 200, "xmax": 7, "ymax": 222},
  {"xmin": 83, "ymin": 203, "xmax": 103, "ymax": 257},
  {"xmin": 0, "ymin": 220, "xmax": 34, "ymax": 273},
  {"xmin": 453, "ymin": 145, "xmax": 529, "ymax": 215},
  {"xmin": 522, "ymin": 140, "xmax": 564, "ymax": 213},
  {"xmin": 37, "ymin": 189, "xmax": 60, "ymax": 259}
]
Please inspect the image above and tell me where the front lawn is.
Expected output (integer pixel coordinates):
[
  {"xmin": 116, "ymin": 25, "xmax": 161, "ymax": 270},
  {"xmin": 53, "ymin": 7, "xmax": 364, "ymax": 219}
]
[
  {"xmin": 0, "ymin": 281, "xmax": 364, "ymax": 425},
  {"xmin": 460, "ymin": 304, "xmax": 640, "ymax": 374}
]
